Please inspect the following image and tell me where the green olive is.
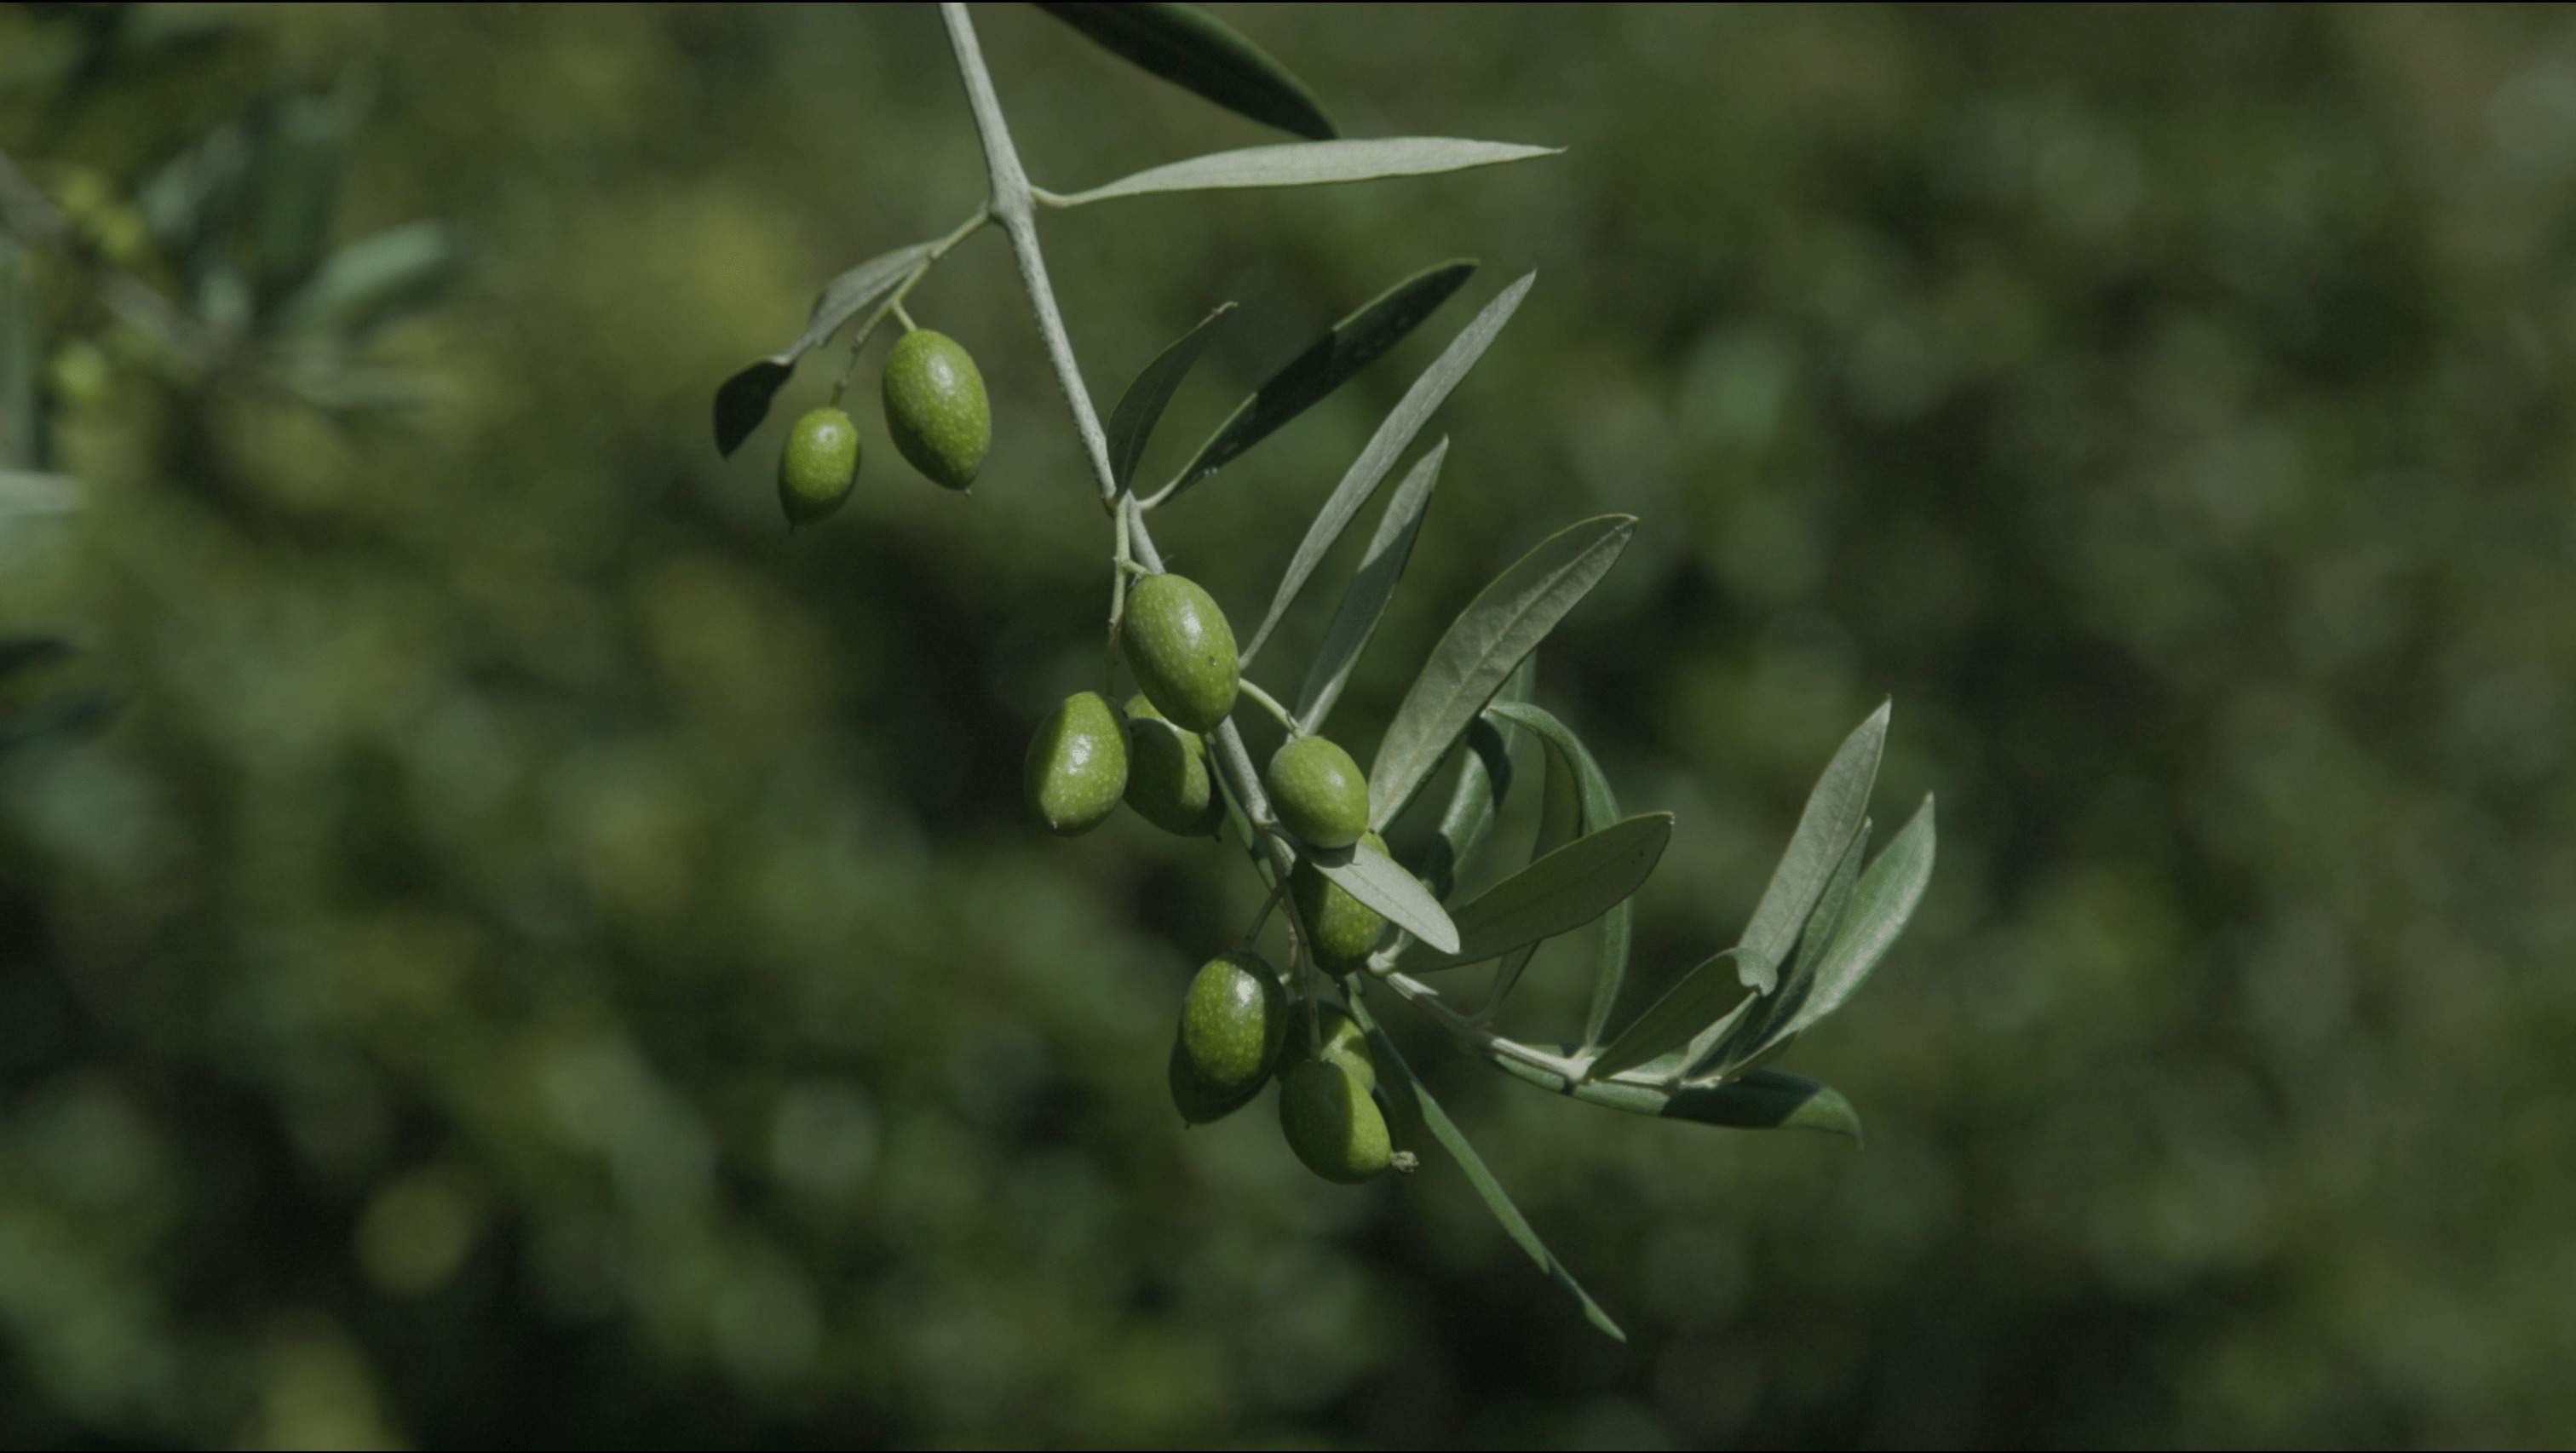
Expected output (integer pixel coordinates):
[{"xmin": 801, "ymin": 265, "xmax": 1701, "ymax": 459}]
[
  {"xmin": 1268, "ymin": 735, "xmax": 1369, "ymax": 849},
  {"xmin": 1291, "ymin": 830, "xmax": 1389, "ymax": 974},
  {"xmin": 777, "ymin": 406, "xmax": 860, "ymax": 525},
  {"xmin": 1278, "ymin": 1058, "xmax": 1392, "ymax": 1184},
  {"xmin": 1170, "ymin": 950, "xmax": 1285, "ymax": 1123},
  {"xmin": 1122, "ymin": 694, "xmax": 1224, "ymax": 837},
  {"xmin": 1025, "ymin": 692, "xmax": 1127, "ymax": 835},
  {"xmin": 1119, "ymin": 573, "xmax": 1238, "ymax": 732},
  {"xmin": 1283, "ymin": 1002, "xmax": 1377, "ymax": 1095},
  {"xmin": 882, "ymin": 330, "xmax": 990, "ymax": 491}
]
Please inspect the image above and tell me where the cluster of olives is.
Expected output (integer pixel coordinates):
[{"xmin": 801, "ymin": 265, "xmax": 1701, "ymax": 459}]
[
  {"xmin": 778, "ymin": 329, "xmax": 991, "ymax": 525},
  {"xmin": 1024, "ymin": 569, "xmax": 1403, "ymax": 1180}
]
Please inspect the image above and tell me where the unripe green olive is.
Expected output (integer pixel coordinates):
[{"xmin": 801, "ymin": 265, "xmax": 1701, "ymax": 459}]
[
  {"xmin": 1278, "ymin": 1058, "xmax": 1392, "ymax": 1183},
  {"xmin": 778, "ymin": 406, "xmax": 860, "ymax": 525},
  {"xmin": 1284, "ymin": 1002, "xmax": 1377, "ymax": 1095},
  {"xmin": 1119, "ymin": 573, "xmax": 1238, "ymax": 732},
  {"xmin": 1169, "ymin": 950, "xmax": 1285, "ymax": 1123},
  {"xmin": 1122, "ymin": 694, "xmax": 1224, "ymax": 837},
  {"xmin": 882, "ymin": 329, "xmax": 990, "ymax": 491},
  {"xmin": 1292, "ymin": 830, "xmax": 1389, "ymax": 973},
  {"xmin": 1268, "ymin": 735, "xmax": 1369, "ymax": 849},
  {"xmin": 1025, "ymin": 692, "xmax": 1127, "ymax": 836}
]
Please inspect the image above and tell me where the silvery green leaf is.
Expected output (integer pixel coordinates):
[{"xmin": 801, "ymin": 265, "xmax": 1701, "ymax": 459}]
[
  {"xmin": 711, "ymin": 239, "xmax": 934, "ymax": 457},
  {"xmin": 1240, "ymin": 272, "xmax": 1530, "ymax": 662},
  {"xmin": 1369, "ymin": 512, "xmax": 1632, "ymax": 827},
  {"xmin": 1051, "ymin": 137, "xmax": 1561, "ymax": 208},
  {"xmin": 1690, "ymin": 818, "xmax": 1870, "ymax": 1078},
  {"xmin": 1294, "ymin": 439, "xmax": 1445, "ymax": 731},
  {"xmin": 1483, "ymin": 701, "xmax": 1630, "ymax": 1043},
  {"xmin": 1106, "ymin": 301, "xmax": 1234, "ymax": 490},
  {"xmin": 1161, "ymin": 258, "xmax": 1474, "ymax": 504},
  {"xmin": 1586, "ymin": 946, "xmax": 1754, "ymax": 1083},
  {"xmin": 1409, "ymin": 813, "xmax": 1670, "ymax": 973},
  {"xmin": 1486, "ymin": 1054, "xmax": 1863, "ymax": 1143},
  {"xmin": 1734, "ymin": 700, "xmax": 1889, "ymax": 994},
  {"xmin": 1774, "ymin": 794, "xmax": 1935, "ymax": 1040},
  {"xmin": 273, "ymin": 221, "xmax": 461, "ymax": 337},
  {"xmin": 1310, "ymin": 837, "xmax": 1458, "ymax": 956},
  {"xmin": 1035, "ymin": 3, "xmax": 1336, "ymax": 140},
  {"xmin": 1347, "ymin": 996, "xmax": 1627, "ymax": 1341}
]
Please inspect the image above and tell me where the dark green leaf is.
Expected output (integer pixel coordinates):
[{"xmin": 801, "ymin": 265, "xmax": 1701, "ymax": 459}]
[
  {"xmin": 1162, "ymin": 258, "xmax": 1474, "ymax": 504},
  {"xmin": 1418, "ymin": 713, "xmax": 1513, "ymax": 904},
  {"xmin": 0, "ymin": 636, "xmax": 76, "ymax": 678},
  {"xmin": 1106, "ymin": 302, "xmax": 1234, "ymax": 490},
  {"xmin": 1309, "ymin": 837, "xmax": 1458, "ymax": 956},
  {"xmin": 1294, "ymin": 439, "xmax": 1445, "ymax": 730},
  {"xmin": 1054, "ymin": 137, "xmax": 1561, "ymax": 208},
  {"xmin": 251, "ymin": 88, "xmax": 355, "ymax": 304},
  {"xmin": 1035, "ymin": 3, "xmax": 1337, "ymax": 140},
  {"xmin": 1408, "ymin": 813, "xmax": 1670, "ymax": 973},
  {"xmin": 712, "ymin": 240, "xmax": 934, "ymax": 457},
  {"xmin": 1484, "ymin": 701, "xmax": 1632, "ymax": 1046},
  {"xmin": 1369, "ymin": 513, "xmax": 1633, "ymax": 827},
  {"xmin": 1587, "ymin": 947, "xmax": 1752, "ymax": 1083},
  {"xmin": 1735, "ymin": 700, "xmax": 1888, "ymax": 994},
  {"xmin": 1347, "ymin": 996, "xmax": 1627, "ymax": 1341},
  {"xmin": 1, "ymin": 235, "xmax": 35, "ymax": 471},
  {"xmin": 1486, "ymin": 1054, "xmax": 1864, "ymax": 1143}
]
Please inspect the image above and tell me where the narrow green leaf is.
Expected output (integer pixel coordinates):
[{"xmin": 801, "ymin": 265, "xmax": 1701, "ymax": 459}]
[
  {"xmin": 1162, "ymin": 259, "xmax": 1474, "ymax": 504},
  {"xmin": 1239, "ymin": 272, "xmax": 1529, "ymax": 662},
  {"xmin": 1485, "ymin": 1054, "xmax": 1864, "ymax": 1143},
  {"xmin": 1035, "ymin": 3, "xmax": 1337, "ymax": 141},
  {"xmin": 251, "ymin": 88, "xmax": 354, "ymax": 305},
  {"xmin": 712, "ymin": 239, "xmax": 934, "ymax": 457},
  {"xmin": 1106, "ymin": 301, "xmax": 1234, "ymax": 490},
  {"xmin": 1310, "ymin": 838, "xmax": 1458, "ymax": 956},
  {"xmin": 273, "ymin": 221, "xmax": 462, "ymax": 337},
  {"xmin": 1735, "ymin": 700, "xmax": 1889, "ymax": 994},
  {"xmin": 1409, "ymin": 813, "xmax": 1670, "ymax": 973},
  {"xmin": 1774, "ymin": 794, "xmax": 1935, "ymax": 1040},
  {"xmin": 1587, "ymin": 946, "xmax": 1753, "ymax": 1083},
  {"xmin": 1369, "ymin": 514, "xmax": 1633, "ymax": 827},
  {"xmin": 1053, "ymin": 137, "xmax": 1561, "ymax": 208},
  {"xmin": 1483, "ymin": 702, "xmax": 1632, "ymax": 1046},
  {"xmin": 1294, "ymin": 439, "xmax": 1445, "ymax": 731},
  {"xmin": 1418, "ymin": 715, "xmax": 1513, "ymax": 904},
  {"xmin": 1346, "ymin": 996, "xmax": 1627, "ymax": 1341},
  {"xmin": 1484, "ymin": 738, "xmax": 1581, "ymax": 1011},
  {"xmin": 1691, "ymin": 818, "xmax": 1871, "ymax": 1077}
]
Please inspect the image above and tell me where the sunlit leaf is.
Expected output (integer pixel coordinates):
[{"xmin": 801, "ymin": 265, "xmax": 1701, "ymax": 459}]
[
  {"xmin": 1407, "ymin": 813, "xmax": 1670, "ymax": 973},
  {"xmin": 1035, "ymin": 3, "xmax": 1337, "ymax": 140},
  {"xmin": 1161, "ymin": 259, "xmax": 1474, "ymax": 504},
  {"xmin": 1368, "ymin": 512, "xmax": 1632, "ymax": 827},
  {"xmin": 1052, "ymin": 137, "xmax": 1561, "ymax": 208},
  {"xmin": 1586, "ymin": 947, "xmax": 1752, "ymax": 1083},
  {"xmin": 1106, "ymin": 301, "xmax": 1234, "ymax": 490},
  {"xmin": 1347, "ymin": 995, "xmax": 1627, "ymax": 1341},
  {"xmin": 1294, "ymin": 439, "xmax": 1445, "ymax": 731},
  {"xmin": 711, "ymin": 239, "xmax": 934, "ymax": 457},
  {"xmin": 1775, "ymin": 794, "xmax": 1935, "ymax": 1040},
  {"xmin": 1691, "ymin": 818, "xmax": 1870, "ymax": 1077},
  {"xmin": 1734, "ymin": 700, "xmax": 1888, "ymax": 995}
]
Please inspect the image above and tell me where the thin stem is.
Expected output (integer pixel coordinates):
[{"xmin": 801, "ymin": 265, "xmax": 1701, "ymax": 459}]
[
  {"xmin": 835, "ymin": 206, "xmax": 991, "ymax": 394},
  {"xmin": 1238, "ymin": 679, "xmax": 1300, "ymax": 735}
]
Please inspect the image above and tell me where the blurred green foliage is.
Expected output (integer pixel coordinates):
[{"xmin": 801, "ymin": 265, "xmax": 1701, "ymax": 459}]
[{"xmin": 4, "ymin": 4, "xmax": 2574, "ymax": 1447}]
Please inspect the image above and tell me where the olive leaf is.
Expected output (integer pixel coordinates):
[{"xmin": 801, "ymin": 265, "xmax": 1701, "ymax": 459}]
[
  {"xmin": 1240, "ymin": 271, "xmax": 1529, "ymax": 663},
  {"xmin": 1485, "ymin": 1054, "xmax": 1863, "ymax": 1143},
  {"xmin": 1, "ymin": 234, "xmax": 36, "ymax": 472},
  {"xmin": 1484, "ymin": 701, "xmax": 1630, "ymax": 1045},
  {"xmin": 1049, "ymin": 137, "xmax": 1562, "ymax": 208},
  {"xmin": 1034, "ymin": 3, "xmax": 1337, "ymax": 141},
  {"xmin": 1159, "ymin": 258, "xmax": 1475, "ymax": 505},
  {"xmin": 1405, "ymin": 813, "xmax": 1670, "ymax": 973},
  {"xmin": 712, "ymin": 239, "xmax": 934, "ymax": 457},
  {"xmin": 1293, "ymin": 438, "xmax": 1446, "ymax": 732},
  {"xmin": 1734, "ymin": 699, "xmax": 1889, "ymax": 995},
  {"xmin": 1368, "ymin": 513, "xmax": 1634, "ymax": 830},
  {"xmin": 1105, "ymin": 301, "xmax": 1234, "ymax": 490},
  {"xmin": 251, "ymin": 87, "xmax": 356, "ymax": 305},
  {"xmin": 1585, "ymin": 946, "xmax": 1755, "ymax": 1082},
  {"xmin": 1347, "ymin": 995, "xmax": 1628, "ymax": 1342},
  {"xmin": 1762, "ymin": 794, "xmax": 1935, "ymax": 1046},
  {"xmin": 1689, "ymin": 817, "xmax": 1870, "ymax": 1077},
  {"xmin": 1416, "ymin": 655, "xmax": 1533, "ymax": 903},
  {"xmin": 1309, "ymin": 836, "xmax": 1458, "ymax": 956},
  {"xmin": 272, "ymin": 221, "xmax": 461, "ymax": 338}
]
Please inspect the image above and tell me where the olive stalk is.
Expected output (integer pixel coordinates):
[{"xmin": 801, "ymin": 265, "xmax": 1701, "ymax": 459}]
[
  {"xmin": 833, "ymin": 204, "xmax": 991, "ymax": 399},
  {"xmin": 1236, "ymin": 679, "xmax": 1301, "ymax": 736},
  {"xmin": 938, "ymin": 1, "xmax": 1568, "ymax": 1080}
]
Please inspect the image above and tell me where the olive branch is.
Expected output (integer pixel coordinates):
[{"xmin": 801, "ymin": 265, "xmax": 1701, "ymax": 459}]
[{"xmin": 713, "ymin": 1, "xmax": 1939, "ymax": 1341}]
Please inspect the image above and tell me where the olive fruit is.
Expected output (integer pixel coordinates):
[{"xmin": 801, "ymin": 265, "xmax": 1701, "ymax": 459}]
[
  {"xmin": 1292, "ymin": 830, "xmax": 1390, "ymax": 974},
  {"xmin": 1169, "ymin": 950, "xmax": 1286, "ymax": 1123},
  {"xmin": 1123, "ymin": 694, "xmax": 1225, "ymax": 837},
  {"xmin": 1267, "ymin": 735, "xmax": 1368, "ymax": 849},
  {"xmin": 777, "ymin": 406, "xmax": 860, "ymax": 525},
  {"xmin": 882, "ymin": 330, "xmax": 990, "ymax": 491},
  {"xmin": 1284, "ymin": 1002, "xmax": 1377, "ymax": 1095},
  {"xmin": 1119, "ymin": 573, "xmax": 1238, "ymax": 732},
  {"xmin": 1025, "ymin": 692, "xmax": 1127, "ymax": 836},
  {"xmin": 1278, "ymin": 1058, "xmax": 1392, "ymax": 1183}
]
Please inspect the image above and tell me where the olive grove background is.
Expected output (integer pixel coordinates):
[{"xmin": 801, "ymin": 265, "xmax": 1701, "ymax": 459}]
[{"xmin": 4, "ymin": 5, "xmax": 2573, "ymax": 1447}]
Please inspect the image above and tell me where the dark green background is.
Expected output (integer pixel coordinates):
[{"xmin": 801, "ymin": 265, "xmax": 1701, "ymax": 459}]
[{"xmin": 4, "ymin": 4, "xmax": 2571, "ymax": 1447}]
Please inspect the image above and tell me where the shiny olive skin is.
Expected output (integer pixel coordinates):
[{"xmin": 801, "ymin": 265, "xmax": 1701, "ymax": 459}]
[
  {"xmin": 778, "ymin": 406, "xmax": 860, "ymax": 525},
  {"xmin": 1283, "ymin": 1002, "xmax": 1377, "ymax": 1095},
  {"xmin": 1267, "ymin": 734, "xmax": 1368, "ymax": 849},
  {"xmin": 1277, "ymin": 1058, "xmax": 1392, "ymax": 1183},
  {"xmin": 1119, "ymin": 573, "xmax": 1238, "ymax": 732},
  {"xmin": 1292, "ymin": 830, "xmax": 1390, "ymax": 974},
  {"xmin": 1170, "ymin": 950, "xmax": 1286, "ymax": 1123},
  {"xmin": 1025, "ymin": 692, "xmax": 1127, "ymax": 835},
  {"xmin": 1123, "ymin": 694, "xmax": 1224, "ymax": 837},
  {"xmin": 882, "ymin": 330, "xmax": 990, "ymax": 491}
]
